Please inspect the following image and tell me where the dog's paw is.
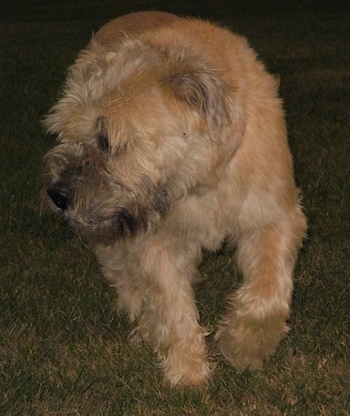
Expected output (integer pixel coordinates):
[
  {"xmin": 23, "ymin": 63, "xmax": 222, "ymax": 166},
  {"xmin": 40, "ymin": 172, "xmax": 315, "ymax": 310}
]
[
  {"xmin": 216, "ymin": 317, "xmax": 288, "ymax": 371},
  {"xmin": 163, "ymin": 353, "xmax": 213, "ymax": 387}
]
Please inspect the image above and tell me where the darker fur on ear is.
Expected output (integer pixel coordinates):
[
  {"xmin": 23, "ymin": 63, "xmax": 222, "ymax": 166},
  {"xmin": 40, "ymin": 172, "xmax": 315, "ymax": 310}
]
[{"xmin": 164, "ymin": 55, "xmax": 231, "ymax": 139}]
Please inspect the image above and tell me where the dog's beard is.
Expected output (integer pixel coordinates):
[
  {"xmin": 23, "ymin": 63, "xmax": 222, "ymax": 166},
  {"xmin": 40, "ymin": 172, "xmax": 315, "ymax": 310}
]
[
  {"xmin": 52, "ymin": 179, "xmax": 172, "ymax": 246},
  {"xmin": 70, "ymin": 206, "xmax": 152, "ymax": 245},
  {"xmin": 44, "ymin": 146, "xmax": 173, "ymax": 245}
]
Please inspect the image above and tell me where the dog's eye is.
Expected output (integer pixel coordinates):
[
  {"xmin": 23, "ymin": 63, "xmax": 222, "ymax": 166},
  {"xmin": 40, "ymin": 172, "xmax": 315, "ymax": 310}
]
[{"xmin": 97, "ymin": 133, "xmax": 109, "ymax": 153}]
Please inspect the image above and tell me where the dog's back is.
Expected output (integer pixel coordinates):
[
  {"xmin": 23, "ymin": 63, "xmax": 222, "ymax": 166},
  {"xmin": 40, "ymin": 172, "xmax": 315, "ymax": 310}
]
[{"xmin": 92, "ymin": 11, "xmax": 180, "ymax": 46}]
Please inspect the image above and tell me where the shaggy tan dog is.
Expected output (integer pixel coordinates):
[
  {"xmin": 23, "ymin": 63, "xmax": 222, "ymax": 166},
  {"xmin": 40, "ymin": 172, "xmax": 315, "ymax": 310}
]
[{"xmin": 43, "ymin": 11, "xmax": 307, "ymax": 386}]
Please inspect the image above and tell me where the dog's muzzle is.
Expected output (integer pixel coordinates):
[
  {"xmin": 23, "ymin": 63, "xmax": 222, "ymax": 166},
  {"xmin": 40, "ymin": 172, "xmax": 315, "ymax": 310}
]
[{"xmin": 47, "ymin": 183, "xmax": 72, "ymax": 211}]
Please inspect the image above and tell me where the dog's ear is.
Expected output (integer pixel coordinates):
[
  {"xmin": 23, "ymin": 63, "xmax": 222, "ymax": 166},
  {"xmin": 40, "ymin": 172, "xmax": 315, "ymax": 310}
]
[
  {"xmin": 163, "ymin": 54, "xmax": 247, "ymax": 159},
  {"xmin": 164, "ymin": 57, "xmax": 232, "ymax": 140}
]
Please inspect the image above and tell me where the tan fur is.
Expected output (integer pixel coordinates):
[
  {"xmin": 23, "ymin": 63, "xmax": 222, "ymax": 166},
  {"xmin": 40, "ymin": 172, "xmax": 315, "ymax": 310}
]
[{"xmin": 43, "ymin": 11, "xmax": 307, "ymax": 386}]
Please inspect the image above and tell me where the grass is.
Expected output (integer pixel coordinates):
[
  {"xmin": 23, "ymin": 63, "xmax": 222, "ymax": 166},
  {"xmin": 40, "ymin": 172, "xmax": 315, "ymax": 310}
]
[{"xmin": 1, "ymin": 0, "xmax": 349, "ymax": 414}]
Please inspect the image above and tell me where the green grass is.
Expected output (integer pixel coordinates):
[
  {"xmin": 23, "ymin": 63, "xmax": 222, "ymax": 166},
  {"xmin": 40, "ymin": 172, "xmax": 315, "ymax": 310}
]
[{"xmin": 1, "ymin": 1, "xmax": 349, "ymax": 414}]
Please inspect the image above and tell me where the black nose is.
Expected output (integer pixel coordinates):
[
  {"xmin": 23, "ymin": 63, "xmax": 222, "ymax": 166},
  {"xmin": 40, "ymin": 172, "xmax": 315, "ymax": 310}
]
[{"xmin": 47, "ymin": 184, "xmax": 71, "ymax": 211}]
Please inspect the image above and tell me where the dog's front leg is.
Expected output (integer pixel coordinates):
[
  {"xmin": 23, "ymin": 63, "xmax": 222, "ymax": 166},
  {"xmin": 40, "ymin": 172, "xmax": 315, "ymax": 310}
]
[
  {"xmin": 138, "ymin": 238, "xmax": 212, "ymax": 387},
  {"xmin": 216, "ymin": 210, "xmax": 306, "ymax": 370}
]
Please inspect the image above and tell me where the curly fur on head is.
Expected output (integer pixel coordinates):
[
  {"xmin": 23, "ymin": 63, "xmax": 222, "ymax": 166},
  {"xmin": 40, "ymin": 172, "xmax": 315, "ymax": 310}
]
[{"xmin": 43, "ymin": 23, "xmax": 236, "ymax": 245}]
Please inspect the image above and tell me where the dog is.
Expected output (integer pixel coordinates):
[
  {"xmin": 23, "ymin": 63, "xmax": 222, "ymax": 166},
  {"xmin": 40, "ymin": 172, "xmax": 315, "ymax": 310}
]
[{"xmin": 43, "ymin": 11, "xmax": 307, "ymax": 386}]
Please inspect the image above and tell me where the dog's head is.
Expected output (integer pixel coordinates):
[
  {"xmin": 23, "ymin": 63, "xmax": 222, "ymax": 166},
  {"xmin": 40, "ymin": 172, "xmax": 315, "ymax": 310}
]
[{"xmin": 43, "ymin": 36, "xmax": 239, "ymax": 245}]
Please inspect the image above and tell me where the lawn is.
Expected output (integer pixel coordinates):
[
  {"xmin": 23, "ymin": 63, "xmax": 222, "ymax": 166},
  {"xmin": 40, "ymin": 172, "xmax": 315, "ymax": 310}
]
[{"xmin": 0, "ymin": 1, "xmax": 349, "ymax": 414}]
